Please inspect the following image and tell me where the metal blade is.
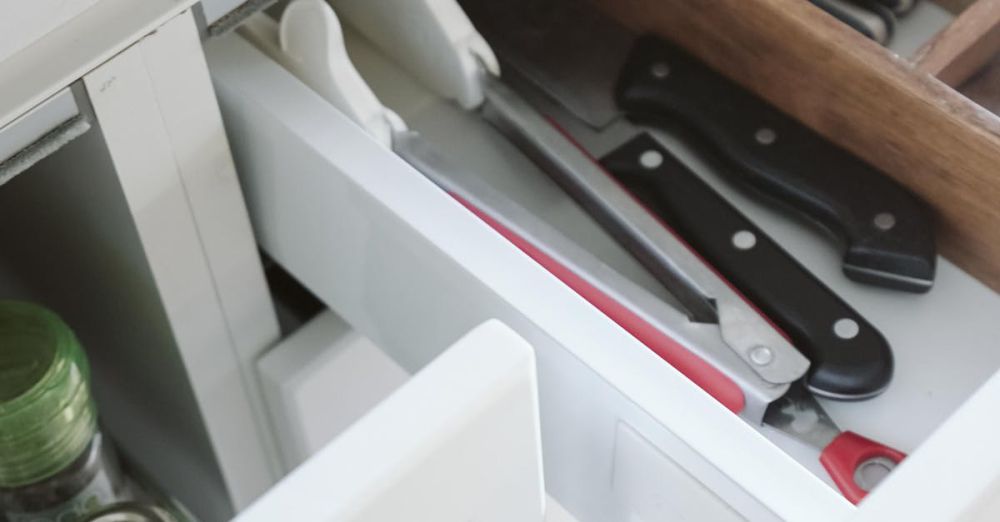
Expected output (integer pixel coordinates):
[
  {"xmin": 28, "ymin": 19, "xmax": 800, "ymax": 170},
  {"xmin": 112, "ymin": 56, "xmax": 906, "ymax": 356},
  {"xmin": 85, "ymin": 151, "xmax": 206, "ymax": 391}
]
[
  {"xmin": 459, "ymin": 0, "xmax": 635, "ymax": 129},
  {"xmin": 478, "ymin": 79, "xmax": 808, "ymax": 387},
  {"xmin": 480, "ymin": 78, "xmax": 720, "ymax": 324},
  {"xmin": 763, "ymin": 382, "xmax": 841, "ymax": 449},
  {"xmin": 393, "ymin": 128, "xmax": 790, "ymax": 422}
]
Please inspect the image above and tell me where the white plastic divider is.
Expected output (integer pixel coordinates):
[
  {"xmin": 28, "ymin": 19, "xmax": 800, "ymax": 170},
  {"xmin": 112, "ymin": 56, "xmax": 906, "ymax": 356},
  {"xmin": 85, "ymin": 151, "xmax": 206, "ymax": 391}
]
[{"xmin": 239, "ymin": 320, "xmax": 546, "ymax": 522}]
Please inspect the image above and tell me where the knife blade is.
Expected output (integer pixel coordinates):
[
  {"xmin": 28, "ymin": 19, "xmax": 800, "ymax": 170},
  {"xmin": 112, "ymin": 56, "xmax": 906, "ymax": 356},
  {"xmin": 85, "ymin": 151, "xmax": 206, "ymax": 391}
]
[
  {"xmin": 466, "ymin": 29, "xmax": 890, "ymax": 398},
  {"xmin": 394, "ymin": 129, "xmax": 795, "ymax": 422},
  {"xmin": 459, "ymin": 0, "xmax": 937, "ymax": 293},
  {"xmin": 480, "ymin": 79, "xmax": 810, "ymax": 388},
  {"xmin": 601, "ymin": 134, "xmax": 893, "ymax": 399}
]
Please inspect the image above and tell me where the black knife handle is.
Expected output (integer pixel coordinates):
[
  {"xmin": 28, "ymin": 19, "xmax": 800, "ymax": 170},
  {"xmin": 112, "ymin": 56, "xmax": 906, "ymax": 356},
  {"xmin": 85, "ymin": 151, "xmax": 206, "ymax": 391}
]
[
  {"xmin": 602, "ymin": 134, "xmax": 893, "ymax": 399},
  {"xmin": 810, "ymin": 0, "xmax": 896, "ymax": 44},
  {"xmin": 615, "ymin": 36, "xmax": 936, "ymax": 293}
]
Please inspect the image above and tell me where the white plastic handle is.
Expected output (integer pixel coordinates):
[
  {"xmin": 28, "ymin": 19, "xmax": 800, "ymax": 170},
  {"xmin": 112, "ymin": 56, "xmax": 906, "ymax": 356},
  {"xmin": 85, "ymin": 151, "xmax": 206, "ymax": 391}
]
[
  {"xmin": 278, "ymin": 0, "xmax": 404, "ymax": 147},
  {"xmin": 332, "ymin": 0, "xmax": 500, "ymax": 109}
]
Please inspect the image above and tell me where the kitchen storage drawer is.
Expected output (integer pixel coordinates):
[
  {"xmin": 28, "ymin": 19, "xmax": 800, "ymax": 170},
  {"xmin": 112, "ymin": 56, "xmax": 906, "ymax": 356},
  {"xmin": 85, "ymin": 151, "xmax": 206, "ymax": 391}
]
[
  {"xmin": 203, "ymin": 2, "xmax": 1000, "ymax": 515},
  {"xmin": 4, "ymin": 0, "xmax": 1000, "ymax": 521},
  {"xmin": 207, "ymin": 31, "xmax": 841, "ymax": 521}
]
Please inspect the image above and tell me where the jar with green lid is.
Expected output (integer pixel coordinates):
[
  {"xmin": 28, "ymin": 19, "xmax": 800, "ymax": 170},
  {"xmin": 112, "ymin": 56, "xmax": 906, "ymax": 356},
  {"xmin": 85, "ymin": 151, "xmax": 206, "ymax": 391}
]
[{"xmin": 0, "ymin": 301, "xmax": 126, "ymax": 521}]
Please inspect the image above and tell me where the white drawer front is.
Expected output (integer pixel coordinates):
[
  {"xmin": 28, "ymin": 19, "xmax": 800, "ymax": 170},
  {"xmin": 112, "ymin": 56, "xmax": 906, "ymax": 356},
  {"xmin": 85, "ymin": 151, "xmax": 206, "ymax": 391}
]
[{"xmin": 239, "ymin": 320, "xmax": 545, "ymax": 521}]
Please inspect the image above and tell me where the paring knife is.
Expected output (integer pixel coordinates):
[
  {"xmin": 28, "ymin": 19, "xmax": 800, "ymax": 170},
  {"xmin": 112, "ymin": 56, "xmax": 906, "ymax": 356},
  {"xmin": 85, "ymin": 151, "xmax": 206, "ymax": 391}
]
[
  {"xmin": 602, "ymin": 134, "xmax": 893, "ymax": 399},
  {"xmin": 459, "ymin": 0, "xmax": 937, "ymax": 294}
]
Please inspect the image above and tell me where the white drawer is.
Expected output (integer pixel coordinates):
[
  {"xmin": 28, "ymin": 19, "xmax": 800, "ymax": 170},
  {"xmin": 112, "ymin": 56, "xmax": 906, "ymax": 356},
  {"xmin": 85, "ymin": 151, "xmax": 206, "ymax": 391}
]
[
  {"xmin": 203, "ymin": 20, "xmax": 1000, "ymax": 522},
  {"xmin": 240, "ymin": 319, "xmax": 547, "ymax": 521},
  {"xmin": 205, "ymin": 32, "xmax": 846, "ymax": 521},
  {"xmin": 3, "ymin": 3, "xmax": 1000, "ymax": 521}
]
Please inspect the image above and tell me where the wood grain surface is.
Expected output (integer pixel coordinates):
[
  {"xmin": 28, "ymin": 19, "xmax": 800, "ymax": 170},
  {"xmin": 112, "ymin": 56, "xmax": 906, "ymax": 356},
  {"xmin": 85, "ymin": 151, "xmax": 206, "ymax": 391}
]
[
  {"xmin": 592, "ymin": 0, "xmax": 1000, "ymax": 292},
  {"xmin": 915, "ymin": 0, "xmax": 1000, "ymax": 86}
]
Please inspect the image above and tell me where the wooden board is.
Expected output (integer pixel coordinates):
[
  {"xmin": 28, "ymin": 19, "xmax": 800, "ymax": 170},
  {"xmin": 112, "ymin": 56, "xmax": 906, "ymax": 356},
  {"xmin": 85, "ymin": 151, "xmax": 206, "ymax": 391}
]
[
  {"xmin": 915, "ymin": 0, "xmax": 1000, "ymax": 86},
  {"xmin": 592, "ymin": 0, "xmax": 1000, "ymax": 292}
]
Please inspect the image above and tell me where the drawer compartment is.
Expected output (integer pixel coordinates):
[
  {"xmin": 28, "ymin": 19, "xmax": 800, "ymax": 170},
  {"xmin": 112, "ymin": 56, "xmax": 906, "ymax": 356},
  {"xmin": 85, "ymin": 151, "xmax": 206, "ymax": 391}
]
[
  {"xmin": 206, "ymin": 3, "xmax": 1000, "ymax": 517},
  {"xmin": 207, "ymin": 32, "xmax": 844, "ymax": 521}
]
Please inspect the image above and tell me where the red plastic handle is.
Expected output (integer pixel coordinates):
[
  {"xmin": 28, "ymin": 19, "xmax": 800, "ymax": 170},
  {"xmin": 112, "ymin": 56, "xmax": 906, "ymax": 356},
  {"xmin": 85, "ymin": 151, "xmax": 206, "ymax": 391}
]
[
  {"xmin": 820, "ymin": 431, "xmax": 906, "ymax": 504},
  {"xmin": 451, "ymin": 193, "xmax": 746, "ymax": 414}
]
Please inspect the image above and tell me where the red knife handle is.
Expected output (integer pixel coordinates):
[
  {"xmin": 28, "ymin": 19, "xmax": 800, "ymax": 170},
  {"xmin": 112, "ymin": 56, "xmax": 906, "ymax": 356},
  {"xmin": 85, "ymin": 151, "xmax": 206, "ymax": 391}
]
[
  {"xmin": 451, "ymin": 193, "xmax": 746, "ymax": 414},
  {"xmin": 820, "ymin": 431, "xmax": 906, "ymax": 504}
]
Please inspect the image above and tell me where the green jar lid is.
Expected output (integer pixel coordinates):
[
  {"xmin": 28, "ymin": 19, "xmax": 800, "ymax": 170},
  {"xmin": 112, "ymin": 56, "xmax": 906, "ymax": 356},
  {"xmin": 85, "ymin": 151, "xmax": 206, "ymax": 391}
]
[{"xmin": 0, "ymin": 301, "xmax": 96, "ymax": 488}]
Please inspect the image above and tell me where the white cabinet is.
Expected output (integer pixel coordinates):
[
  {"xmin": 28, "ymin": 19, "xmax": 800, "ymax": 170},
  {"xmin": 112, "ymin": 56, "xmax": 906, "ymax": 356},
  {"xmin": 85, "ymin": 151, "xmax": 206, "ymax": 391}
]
[{"xmin": 3, "ymin": 2, "xmax": 1000, "ymax": 522}]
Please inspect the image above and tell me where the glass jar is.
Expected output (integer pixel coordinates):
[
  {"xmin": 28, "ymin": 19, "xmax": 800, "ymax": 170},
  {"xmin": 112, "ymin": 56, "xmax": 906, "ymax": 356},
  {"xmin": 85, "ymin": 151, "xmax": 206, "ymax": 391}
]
[{"xmin": 0, "ymin": 301, "xmax": 126, "ymax": 521}]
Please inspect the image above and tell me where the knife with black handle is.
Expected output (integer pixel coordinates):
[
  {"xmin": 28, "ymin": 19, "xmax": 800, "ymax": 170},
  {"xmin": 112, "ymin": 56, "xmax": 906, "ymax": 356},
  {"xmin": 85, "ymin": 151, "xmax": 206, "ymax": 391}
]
[
  {"xmin": 602, "ymin": 133, "xmax": 893, "ymax": 399},
  {"xmin": 810, "ymin": 0, "xmax": 896, "ymax": 44},
  {"xmin": 616, "ymin": 36, "xmax": 936, "ymax": 293}
]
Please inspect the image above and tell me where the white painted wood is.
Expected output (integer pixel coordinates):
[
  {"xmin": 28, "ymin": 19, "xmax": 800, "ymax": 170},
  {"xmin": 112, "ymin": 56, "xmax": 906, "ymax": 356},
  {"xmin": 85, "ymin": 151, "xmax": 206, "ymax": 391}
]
[
  {"xmin": 238, "ymin": 320, "xmax": 546, "ymax": 522},
  {"xmin": 257, "ymin": 310, "xmax": 409, "ymax": 470},
  {"xmin": 331, "ymin": 0, "xmax": 498, "ymax": 109},
  {"xmin": 850, "ymin": 368, "xmax": 1000, "ymax": 521},
  {"xmin": 136, "ymin": 10, "xmax": 284, "ymax": 479},
  {"xmin": 545, "ymin": 496, "xmax": 580, "ymax": 522},
  {"xmin": 0, "ymin": 0, "xmax": 198, "ymax": 129},
  {"xmin": 613, "ymin": 423, "xmax": 749, "ymax": 522},
  {"xmin": 207, "ymin": 34, "xmax": 849, "ymax": 521},
  {"xmin": 0, "ymin": 0, "xmax": 100, "ymax": 63},
  {"xmin": 84, "ymin": 12, "xmax": 279, "ymax": 510}
]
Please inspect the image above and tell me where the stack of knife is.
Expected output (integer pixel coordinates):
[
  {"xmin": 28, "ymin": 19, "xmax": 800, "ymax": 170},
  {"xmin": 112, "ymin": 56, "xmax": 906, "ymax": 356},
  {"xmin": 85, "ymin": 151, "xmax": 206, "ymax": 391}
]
[{"xmin": 252, "ymin": 0, "xmax": 936, "ymax": 504}]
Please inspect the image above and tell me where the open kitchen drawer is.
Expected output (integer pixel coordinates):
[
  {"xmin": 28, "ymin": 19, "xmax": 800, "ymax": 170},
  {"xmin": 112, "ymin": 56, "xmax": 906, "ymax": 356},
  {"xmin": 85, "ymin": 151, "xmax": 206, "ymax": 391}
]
[
  {"xmin": 201, "ymin": 0, "xmax": 1000, "ymax": 517},
  {"xmin": 206, "ymin": 31, "xmax": 841, "ymax": 522},
  {"xmin": 4, "ymin": 0, "xmax": 1000, "ymax": 521}
]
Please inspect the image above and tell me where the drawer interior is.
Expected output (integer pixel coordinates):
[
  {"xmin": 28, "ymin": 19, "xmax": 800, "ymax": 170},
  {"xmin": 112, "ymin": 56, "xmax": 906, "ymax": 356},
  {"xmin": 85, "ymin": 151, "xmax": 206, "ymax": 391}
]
[
  {"xmin": 335, "ymin": 9, "xmax": 1000, "ymax": 484},
  {"xmin": 209, "ymin": 3, "xmax": 1000, "ymax": 518},
  {"xmin": 207, "ymin": 30, "xmax": 849, "ymax": 521}
]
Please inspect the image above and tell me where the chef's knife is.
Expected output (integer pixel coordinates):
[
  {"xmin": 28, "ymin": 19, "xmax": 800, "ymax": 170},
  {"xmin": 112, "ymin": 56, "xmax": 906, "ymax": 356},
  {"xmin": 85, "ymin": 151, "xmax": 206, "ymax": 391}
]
[
  {"xmin": 764, "ymin": 383, "xmax": 906, "ymax": 503},
  {"xmin": 463, "ymin": 22, "xmax": 893, "ymax": 398},
  {"xmin": 602, "ymin": 134, "xmax": 893, "ymax": 399},
  {"xmin": 480, "ymin": 79, "xmax": 810, "ymax": 390},
  {"xmin": 459, "ymin": 0, "xmax": 937, "ymax": 293}
]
